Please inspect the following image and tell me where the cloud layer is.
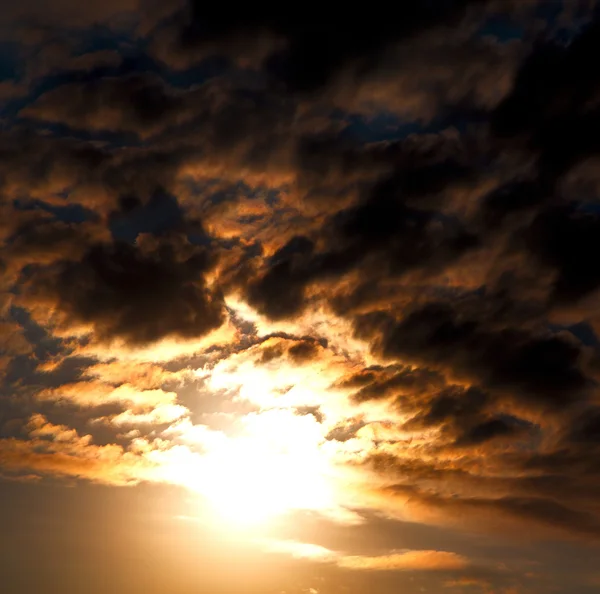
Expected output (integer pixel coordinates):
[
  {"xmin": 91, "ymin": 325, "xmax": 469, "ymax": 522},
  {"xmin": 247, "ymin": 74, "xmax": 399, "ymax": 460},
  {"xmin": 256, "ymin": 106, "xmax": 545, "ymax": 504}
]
[{"xmin": 2, "ymin": 2, "xmax": 600, "ymax": 593}]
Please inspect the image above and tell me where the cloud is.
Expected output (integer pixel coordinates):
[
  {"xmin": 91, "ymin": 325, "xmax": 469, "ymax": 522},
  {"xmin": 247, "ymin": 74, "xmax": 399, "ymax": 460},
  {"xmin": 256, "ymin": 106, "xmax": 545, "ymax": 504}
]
[
  {"xmin": 162, "ymin": 1, "xmax": 486, "ymax": 93},
  {"xmin": 492, "ymin": 17, "xmax": 600, "ymax": 180},
  {"xmin": 374, "ymin": 481, "xmax": 600, "ymax": 541},
  {"xmin": 0, "ymin": 0, "xmax": 139, "ymax": 28},
  {"xmin": 20, "ymin": 233, "xmax": 225, "ymax": 345},
  {"xmin": 104, "ymin": 403, "xmax": 188, "ymax": 426},
  {"xmin": 355, "ymin": 301, "xmax": 589, "ymax": 411},
  {"xmin": 81, "ymin": 360, "xmax": 190, "ymax": 390},
  {"xmin": 256, "ymin": 538, "xmax": 337, "ymax": 562},
  {"xmin": 0, "ymin": 321, "xmax": 32, "ymax": 376},
  {"xmin": 327, "ymin": 23, "xmax": 521, "ymax": 122},
  {"xmin": 257, "ymin": 537, "xmax": 470, "ymax": 573},
  {"xmin": 337, "ymin": 550, "xmax": 469, "ymax": 572},
  {"xmin": 37, "ymin": 381, "xmax": 180, "ymax": 409},
  {"xmin": 0, "ymin": 414, "xmax": 154, "ymax": 485},
  {"xmin": 20, "ymin": 74, "xmax": 189, "ymax": 137}
]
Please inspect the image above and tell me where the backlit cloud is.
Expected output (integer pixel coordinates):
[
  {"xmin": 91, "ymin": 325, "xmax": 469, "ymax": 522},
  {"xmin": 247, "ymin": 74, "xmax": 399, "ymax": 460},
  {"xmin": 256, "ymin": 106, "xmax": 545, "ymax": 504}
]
[{"xmin": 2, "ymin": 2, "xmax": 600, "ymax": 593}]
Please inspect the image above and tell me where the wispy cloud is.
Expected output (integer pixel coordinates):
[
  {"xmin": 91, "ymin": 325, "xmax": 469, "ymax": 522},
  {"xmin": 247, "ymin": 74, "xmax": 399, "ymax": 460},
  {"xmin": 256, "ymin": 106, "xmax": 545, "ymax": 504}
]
[{"xmin": 255, "ymin": 538, "xmax": 470, "ymax": 572}]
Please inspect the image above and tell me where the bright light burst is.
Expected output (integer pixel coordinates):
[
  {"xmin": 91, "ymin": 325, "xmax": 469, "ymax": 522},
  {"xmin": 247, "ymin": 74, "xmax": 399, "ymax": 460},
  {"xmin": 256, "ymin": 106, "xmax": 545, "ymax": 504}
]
[
  {"xmin": 175, "ymin": 409, "xmax": 342, "ymax": 528},
  {"xmin": 200, "ymin": 437, "xmax": 334, "ymax": 527}
]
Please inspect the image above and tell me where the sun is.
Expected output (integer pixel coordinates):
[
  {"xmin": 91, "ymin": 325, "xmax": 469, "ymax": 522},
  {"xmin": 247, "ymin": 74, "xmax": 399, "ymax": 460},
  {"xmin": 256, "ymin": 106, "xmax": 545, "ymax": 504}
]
[
  {"xmin": 197, "ymin": 437, "xmax": 335, "ymax": 528},
  {"xmin": 164, "ymin": 409, "xmax": 345, "ymax": 529}
]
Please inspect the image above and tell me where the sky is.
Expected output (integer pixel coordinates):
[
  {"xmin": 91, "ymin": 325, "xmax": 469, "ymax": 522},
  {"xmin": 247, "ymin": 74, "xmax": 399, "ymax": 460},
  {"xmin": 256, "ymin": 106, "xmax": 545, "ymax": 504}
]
[{"xmin": 1, "ymin": 1, "xmax": 600, "ymax": 593}]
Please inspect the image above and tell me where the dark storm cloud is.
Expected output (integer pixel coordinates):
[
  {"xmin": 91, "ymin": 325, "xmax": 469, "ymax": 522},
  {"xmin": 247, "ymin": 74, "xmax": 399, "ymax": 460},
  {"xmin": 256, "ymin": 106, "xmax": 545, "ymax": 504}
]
[
  {"xmin": 479, "ymin": 180, "xmax": 548, "ymax": 228},
  {"xmin": 340, "ymin": 368, "xmax": 531, "ymax": 449},
  {"xmin": 20, "ymin": 73, "xmax": 185, "ymax": 136},
  {"xmin": 399, "ymin": 384, "xmax": 517, "ymax": 448},
  {"xmin": 355, "ymin": 301, "xmax": 589, "ymax": 410},
  {"xmin": 347, "ymin": 365, "xmax": 445, "ymax": 404},
  {"xmin": 524, "ymin": 203, "xmax": 600, "ymax": 304},
  {"xmin": 171, "ymin": 0, "xmax": 487, "ymax": 92},
  {"xmin": 453, "ymin": 415, "xmax": 528, "ymax": 446},
  {"xmin": 247, "ymin": 135, "xmax": 480, "ymax": 319},
  {"xmin": 250, "ymin": 335, "xmax": 326, "ymax": 365},
  {"xmin": 246, "ymin": 235, "xmax": 315, "ymax": 320},
  {"xmin": 21, "ymin": 234, "xmax": 224, "ymax": 345},
  {"xmin": 0, "ymin": 0, "xmax": 139, "ymax": 35},
  {"xmin": 0, "ymin": 131, "xmax": 109, "ymax": 205},
  {"xmin": 492, "ymin": 15, "xmax": 600, "ymax": 180},
  {"xmin": 567, "ymin": 407, "xmax": 600, "ymax": 445},
  {"xmin": 287, "ymin": 340, "xmax": 321, "ymax": 363}
]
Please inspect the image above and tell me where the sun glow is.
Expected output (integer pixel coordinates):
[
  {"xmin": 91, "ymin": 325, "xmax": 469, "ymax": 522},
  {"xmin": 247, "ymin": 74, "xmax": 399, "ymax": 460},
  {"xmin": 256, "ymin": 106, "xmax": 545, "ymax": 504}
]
[
  {"xmin": 175, "ymin": 410, "xmax": 341, "ymax": 529},
  {"xmin": 200, "ymin": 438, "xmax": 334, "ymax": 527}
]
